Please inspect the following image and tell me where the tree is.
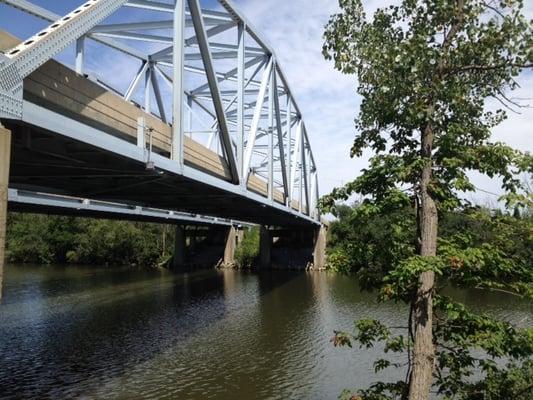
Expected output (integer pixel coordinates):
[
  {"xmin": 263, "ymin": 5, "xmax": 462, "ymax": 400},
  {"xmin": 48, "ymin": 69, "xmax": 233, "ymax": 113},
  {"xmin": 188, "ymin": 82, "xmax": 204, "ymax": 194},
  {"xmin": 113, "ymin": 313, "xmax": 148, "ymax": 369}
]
[
  {"xmin": 328, "ymin": 203, "xmax": 533, "ymax": 399},
  {"xmin": 322, "ymin": 0, "xmax": 532, "ymax": 398},
  {"xmin": 6, "ymin": 213, "xmax": 174, "ymax": 267}
]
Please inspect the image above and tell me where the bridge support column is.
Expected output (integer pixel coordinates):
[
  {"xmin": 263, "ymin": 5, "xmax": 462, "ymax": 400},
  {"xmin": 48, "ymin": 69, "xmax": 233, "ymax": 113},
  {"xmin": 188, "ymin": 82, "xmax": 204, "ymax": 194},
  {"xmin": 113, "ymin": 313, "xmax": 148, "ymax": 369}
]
[
  {"xmin": 173, "ymin": 225, "xmax": 186, "ymax": 270},
  {"xmin": 223, "ymin": 226, "xmax": 237, "ymax": 266},
  {"xmin": 259, "ymin": 226, "xmax": 271, "ymax": 269},
  {"xmin": 0, "ymin": 123, "xmax": 11, "ymax": 302},
  {"xmin": 313, "ymin": 225, "xmax": 327, "ymax": 270}
]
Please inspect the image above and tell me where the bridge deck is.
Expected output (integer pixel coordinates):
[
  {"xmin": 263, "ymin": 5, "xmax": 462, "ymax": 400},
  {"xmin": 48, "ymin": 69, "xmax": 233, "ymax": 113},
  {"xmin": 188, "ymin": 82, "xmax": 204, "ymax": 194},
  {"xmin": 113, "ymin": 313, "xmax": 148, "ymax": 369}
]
[{"xmin": 1, "ymin": 31, "xmax": 311, "ymax": 227}]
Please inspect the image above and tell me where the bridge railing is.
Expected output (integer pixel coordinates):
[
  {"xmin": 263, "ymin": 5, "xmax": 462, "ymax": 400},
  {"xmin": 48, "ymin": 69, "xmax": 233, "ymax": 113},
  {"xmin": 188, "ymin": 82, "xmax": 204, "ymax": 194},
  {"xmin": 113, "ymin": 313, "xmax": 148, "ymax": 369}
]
[{"xmin": 0, "ymin": 0, "xmax": 320, "ymax": 221}]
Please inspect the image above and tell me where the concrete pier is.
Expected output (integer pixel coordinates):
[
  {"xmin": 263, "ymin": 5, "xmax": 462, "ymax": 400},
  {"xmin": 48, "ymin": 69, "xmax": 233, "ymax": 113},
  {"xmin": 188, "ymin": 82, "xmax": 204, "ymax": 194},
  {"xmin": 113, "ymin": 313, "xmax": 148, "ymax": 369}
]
[
  {"xmin": 259, "ymin": 226, "xmax": 271, "ymax": 269},
  {"xmin": 313, "ymin": 225, "xmax": 327, "ymax": 269},
  {"xmin": 0, "ymin": 123, "xmax": 11, "ymax": 301},
  {"xmin": 223, "ymin": 226, "xmax": 237, "ymax": 266}
]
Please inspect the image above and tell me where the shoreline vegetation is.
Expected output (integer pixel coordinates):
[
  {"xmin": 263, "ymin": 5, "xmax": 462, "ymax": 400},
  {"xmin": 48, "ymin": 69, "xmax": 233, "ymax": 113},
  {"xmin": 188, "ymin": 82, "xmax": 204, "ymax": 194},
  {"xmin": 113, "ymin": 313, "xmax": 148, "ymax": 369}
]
[
  {"xmin": 6, "ymin": 214, "xmax": 321, "ymax": 271},
  {"xmin": 8, "ymin": 204, "xmax": 530, "ymax": 274},
  {"xmin": 6, "ymin": 212, "xmax": 175, "ymax": 268},
  {"xmin": 326, "ymin": 203, "xmax": 532, "ymax": 275}
]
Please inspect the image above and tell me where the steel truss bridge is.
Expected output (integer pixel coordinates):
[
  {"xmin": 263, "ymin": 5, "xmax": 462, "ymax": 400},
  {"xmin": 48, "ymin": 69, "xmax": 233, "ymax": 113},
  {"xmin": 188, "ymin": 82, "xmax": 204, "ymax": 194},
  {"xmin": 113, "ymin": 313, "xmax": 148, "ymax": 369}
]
[{"xmin": 0, "ymin": 0, "xmax": 321, "ymax": 228}]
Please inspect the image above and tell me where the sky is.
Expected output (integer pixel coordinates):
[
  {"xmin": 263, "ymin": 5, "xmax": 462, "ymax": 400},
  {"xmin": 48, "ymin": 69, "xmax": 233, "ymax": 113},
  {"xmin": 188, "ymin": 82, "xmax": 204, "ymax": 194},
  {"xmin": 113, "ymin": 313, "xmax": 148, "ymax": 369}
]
[
  {"xmin": 0, "ymin": 0, "xmax": 531, "ymax": 206},
  {"xmin": 232, "ymin": 0, "xmax": 533, "ymax": 205}
]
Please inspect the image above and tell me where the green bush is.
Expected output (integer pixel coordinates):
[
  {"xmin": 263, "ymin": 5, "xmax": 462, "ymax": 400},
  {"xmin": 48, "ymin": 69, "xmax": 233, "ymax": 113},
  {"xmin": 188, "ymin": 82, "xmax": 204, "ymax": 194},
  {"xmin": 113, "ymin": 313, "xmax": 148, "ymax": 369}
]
[
  {"xmin": 6, "ymin": 213, "xmax": 173, "ymax": 267},
  {"xmin": 234, "ymin": 227, "xmax": 259, "ymax": 268}
]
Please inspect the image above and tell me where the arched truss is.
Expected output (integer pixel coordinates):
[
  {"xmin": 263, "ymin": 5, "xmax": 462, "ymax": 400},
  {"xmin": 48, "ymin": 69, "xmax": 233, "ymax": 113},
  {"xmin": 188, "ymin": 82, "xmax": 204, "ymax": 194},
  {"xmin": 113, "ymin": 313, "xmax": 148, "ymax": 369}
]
[{"xmin": 0, "ymin": 0, "xmax": 320, "ymax": 221}]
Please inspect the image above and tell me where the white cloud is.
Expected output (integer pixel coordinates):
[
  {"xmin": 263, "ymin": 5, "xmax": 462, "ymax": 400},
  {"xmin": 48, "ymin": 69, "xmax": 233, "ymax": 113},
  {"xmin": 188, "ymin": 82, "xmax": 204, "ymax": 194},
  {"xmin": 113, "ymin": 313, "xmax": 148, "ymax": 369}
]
[{"xmin": 233, "ymin": 0, "xmax": 532, "ymax": 202}]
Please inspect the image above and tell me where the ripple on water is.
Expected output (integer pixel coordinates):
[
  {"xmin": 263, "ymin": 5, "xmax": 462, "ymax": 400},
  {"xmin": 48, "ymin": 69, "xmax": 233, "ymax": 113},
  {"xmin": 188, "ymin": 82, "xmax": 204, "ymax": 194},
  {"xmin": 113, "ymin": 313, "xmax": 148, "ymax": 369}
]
[{"xmin": 0, "ymin": 267, "xmax": 531, "ymax": 400}]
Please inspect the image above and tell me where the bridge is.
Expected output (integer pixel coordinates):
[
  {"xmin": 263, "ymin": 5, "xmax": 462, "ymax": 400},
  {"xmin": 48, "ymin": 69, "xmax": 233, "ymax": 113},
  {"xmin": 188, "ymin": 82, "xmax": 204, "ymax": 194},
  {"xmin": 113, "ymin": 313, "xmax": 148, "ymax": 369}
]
[{"xmin": 0, "ymin": 0, "xmax": 327, "ymax": 298}]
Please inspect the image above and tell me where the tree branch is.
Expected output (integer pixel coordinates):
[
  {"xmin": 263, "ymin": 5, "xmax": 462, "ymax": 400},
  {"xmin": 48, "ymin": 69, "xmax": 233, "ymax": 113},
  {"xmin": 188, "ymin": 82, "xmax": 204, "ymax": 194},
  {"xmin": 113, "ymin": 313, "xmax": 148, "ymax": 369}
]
[{"xmin": 449, "ymin": 63, "xmax": 533, "ymax": 74}]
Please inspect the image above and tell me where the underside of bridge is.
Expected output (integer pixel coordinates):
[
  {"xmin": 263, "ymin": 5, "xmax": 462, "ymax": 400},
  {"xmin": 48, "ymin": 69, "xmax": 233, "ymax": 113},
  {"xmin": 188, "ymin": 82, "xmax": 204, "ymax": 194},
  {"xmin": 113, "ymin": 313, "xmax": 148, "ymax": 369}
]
[{"xmin": 5, "ymin": 118, "xmax": 312, "ymax": 227}]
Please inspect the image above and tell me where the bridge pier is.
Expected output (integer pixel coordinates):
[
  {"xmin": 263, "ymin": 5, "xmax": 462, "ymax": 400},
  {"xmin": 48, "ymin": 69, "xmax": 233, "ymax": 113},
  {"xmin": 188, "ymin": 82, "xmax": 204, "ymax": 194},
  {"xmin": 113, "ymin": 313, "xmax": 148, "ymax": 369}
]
[
  {"xmin": 259, "ymin": 226, "xmax": 271, "ymax": 269},
  {"xmin": 173, "ymin": 225, "xmax": 237, "ymax": 270},
  {"xmin": 223, "ymin": 226, "xmax": 237, "ymax": 266},
  {"xmin": 313, "ymin": 225, "xmax": 328, "ymax": 270},
  {"xmin": 0, "ymin": 123, "xmax": 11, "ymax": 302},
  {"xmin": 173, "ymin": 225, "xmax": 186, "ymax": 270}
]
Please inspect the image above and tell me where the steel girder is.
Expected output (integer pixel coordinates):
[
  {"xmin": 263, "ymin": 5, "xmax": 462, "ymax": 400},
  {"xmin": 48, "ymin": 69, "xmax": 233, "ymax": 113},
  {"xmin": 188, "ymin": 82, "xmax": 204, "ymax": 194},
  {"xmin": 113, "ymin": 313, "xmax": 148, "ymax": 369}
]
[
  {"xmin": 8, "ymin": 189, "xmax": 251, "ymax": 227},
  {"xmin": 0, "ymin": 0, "xmax": 320, "ymax": 222}
]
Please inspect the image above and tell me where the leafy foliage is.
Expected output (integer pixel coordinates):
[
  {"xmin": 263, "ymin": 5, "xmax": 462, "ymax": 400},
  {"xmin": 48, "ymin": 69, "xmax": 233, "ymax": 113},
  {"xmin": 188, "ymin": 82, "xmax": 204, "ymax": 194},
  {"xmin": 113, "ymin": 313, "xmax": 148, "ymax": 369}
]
[
  {"xmin": 6, "ymin": 213, "xmax": 173, "ymax": 267},
  {"xmin": 234, "ymin": 227, "xmax": 260, "ymax": 268},
  {"xmin": 322, "ymin": 0, "xmax": 532, "ymax": 397},
  {"xmin": 327, "ymin": 202, "xmax": 533, "ymax": 398},
  {"xmin": 322, "ymin": 0, "xmax": 532, "ymax": 214}
]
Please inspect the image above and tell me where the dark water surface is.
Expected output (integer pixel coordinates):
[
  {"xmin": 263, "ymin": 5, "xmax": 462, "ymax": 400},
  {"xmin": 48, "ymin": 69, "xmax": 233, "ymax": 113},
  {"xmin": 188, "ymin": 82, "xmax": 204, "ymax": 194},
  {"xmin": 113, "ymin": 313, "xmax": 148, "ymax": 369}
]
[{"xmin": 0, "ymin": 265, "xmax": 531, "ymax": 399}]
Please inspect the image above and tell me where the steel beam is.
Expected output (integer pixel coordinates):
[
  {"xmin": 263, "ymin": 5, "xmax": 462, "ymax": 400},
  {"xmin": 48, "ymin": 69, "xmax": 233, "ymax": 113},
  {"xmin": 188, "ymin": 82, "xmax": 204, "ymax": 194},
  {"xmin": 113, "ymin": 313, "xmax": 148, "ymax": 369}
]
[
  {"xmin": 90, "ymin": 20, "xmax": 175, "ymax": 32},
  {"xmin": 151, "ymin": 66, "xmax": 167, "ymax": 123},
  {"xmin": 290, "ymin": 120, "xmax": 302, "ymax": 203},
  {"xmin": 125, "ymin": 61, "xmax": 148, "ymax": 101},
  {"xmin": 8, "ymin": 189, "xmax": 250, "ymax": 227},
  {"xmin": 237, "ymin": 21, "xmax": 245, "ymax": 183},
  {"xmin": 273, "ymin": 69, "xmax": 288, "ymax": 201},
  {"xmin": 172, "ymin": 0, "xmax": 185, "ymax": 168},
  {"xmin": 286, "ymin": 96, "xmax": 292, "ymax": 205},
  {"xmin": 124, "ymin": 0, "xmax": 173, "ymax": 12},
  {"xmin": 1, "ymin": 0, "xmax": 130, "ymax": 119},
  {"xmin": 75, "ymin": 36, "xmax": 85, "ymax": 74},
  {"xmin": 268, "ymin": 64, "xmax": 274, "ymax": 201},
  {"xmin": 185, "ymin": 22, "xmax": 235, "ymax": 46},
  {"xmin": 301, "ymin": 131, "xmax": 310, "ymax": 215},
  {"xmin": 91, "ymin": 31, "xmax": 173, "ymax": 44},
  {"xmin": 144, "ymin": 64, "xmax": 152, "ymax": 113},
  {"xmin": 190, "ymin": 55, "xmax": 263, "ymax": 96},
  {"xmin": 188, "ymin": 0, "xmax": 238, "ymax": 184},
  {"xmin": 243, "ymin": 57, "xmax": 273, "ymax": 182}
]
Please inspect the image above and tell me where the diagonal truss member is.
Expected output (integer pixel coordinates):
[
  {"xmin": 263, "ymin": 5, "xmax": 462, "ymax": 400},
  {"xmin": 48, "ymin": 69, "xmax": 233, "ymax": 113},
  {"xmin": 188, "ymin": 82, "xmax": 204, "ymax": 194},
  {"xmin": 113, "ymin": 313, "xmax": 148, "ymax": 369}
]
[{"xmin": 0, "ymin": 0, "xmax": 321, "ymax": 221}]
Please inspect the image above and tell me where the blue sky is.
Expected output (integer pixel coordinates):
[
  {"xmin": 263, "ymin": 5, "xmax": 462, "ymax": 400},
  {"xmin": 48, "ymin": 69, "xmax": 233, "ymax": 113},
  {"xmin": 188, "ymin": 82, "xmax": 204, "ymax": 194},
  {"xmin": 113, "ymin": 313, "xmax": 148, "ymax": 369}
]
[{"xmin": 1, "ymin": 0, "xmax": 531, "ymax": 205}]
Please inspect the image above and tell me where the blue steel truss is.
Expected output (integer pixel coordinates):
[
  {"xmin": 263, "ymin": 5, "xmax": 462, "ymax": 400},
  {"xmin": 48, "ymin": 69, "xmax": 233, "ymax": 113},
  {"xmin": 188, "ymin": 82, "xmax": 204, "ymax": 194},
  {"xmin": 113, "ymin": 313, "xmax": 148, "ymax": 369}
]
[{"xmin": 0, "ymin": 0, "xmax": 320, "ymax": 224}]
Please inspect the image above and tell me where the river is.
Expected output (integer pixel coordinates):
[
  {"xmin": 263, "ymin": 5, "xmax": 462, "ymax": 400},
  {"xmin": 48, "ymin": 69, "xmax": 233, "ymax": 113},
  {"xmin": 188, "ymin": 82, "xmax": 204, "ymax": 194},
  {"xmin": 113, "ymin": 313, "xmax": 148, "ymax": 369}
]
[{"xmin": 0, "ymin": 264, "xmax": 531, "ymax": 399}]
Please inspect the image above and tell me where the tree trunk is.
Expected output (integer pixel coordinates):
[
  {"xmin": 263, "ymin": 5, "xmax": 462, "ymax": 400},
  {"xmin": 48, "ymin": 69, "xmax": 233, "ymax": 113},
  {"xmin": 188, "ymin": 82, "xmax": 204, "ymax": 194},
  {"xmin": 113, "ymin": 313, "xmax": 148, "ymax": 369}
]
[{"xmin": 409, "ymin": 124, "xmax": 438, "ymax": 400}]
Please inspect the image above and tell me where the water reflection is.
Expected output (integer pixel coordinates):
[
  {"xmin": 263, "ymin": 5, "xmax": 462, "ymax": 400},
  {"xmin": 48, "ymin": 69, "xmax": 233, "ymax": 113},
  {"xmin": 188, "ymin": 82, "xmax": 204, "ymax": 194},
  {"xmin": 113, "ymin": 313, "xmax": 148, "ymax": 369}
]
[{"xmin": 0, "ymin": 265, "xmax": 530, "ymax": 399}]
